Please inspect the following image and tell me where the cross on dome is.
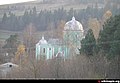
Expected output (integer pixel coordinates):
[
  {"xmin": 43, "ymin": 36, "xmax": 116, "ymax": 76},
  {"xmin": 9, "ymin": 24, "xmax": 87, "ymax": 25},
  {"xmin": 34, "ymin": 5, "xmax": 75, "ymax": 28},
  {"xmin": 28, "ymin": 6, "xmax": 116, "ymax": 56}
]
[
  {"xmin": 39, "ymin": 36, "xmax": 48, "ymax": 44},
  {"xmin": 42, "ymin": 36, "xmax": 44, "ymax": 40},
  {"xmin": 72, "ymin": 16, "xmax": 75, "ymax": 21}
]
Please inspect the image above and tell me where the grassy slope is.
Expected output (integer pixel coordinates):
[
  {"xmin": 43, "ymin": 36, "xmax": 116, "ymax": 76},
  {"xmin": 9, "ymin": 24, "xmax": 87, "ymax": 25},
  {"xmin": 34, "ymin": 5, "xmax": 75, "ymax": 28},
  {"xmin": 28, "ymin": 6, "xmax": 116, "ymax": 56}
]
[{"xmin": 0, "ymin": 30, "xmax": 21, "ymax": 42}]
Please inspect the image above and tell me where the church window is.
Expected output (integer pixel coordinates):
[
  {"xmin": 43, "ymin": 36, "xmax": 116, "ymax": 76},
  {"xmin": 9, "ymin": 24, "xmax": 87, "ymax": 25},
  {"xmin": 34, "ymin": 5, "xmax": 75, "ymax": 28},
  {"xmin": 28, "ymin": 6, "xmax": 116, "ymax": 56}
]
[
  {"xmin": 9, "ymin": 65, "xmax": 12, "ymax": 68},
  {"xmin": 68, "ymin": 34, "xmax": 69, "ymax": 37},
  {"xmin": 76, "ymin": 34, "xmax": 78, "ymax": 38},
  {"xmin": 43, "ymin": 48, "xmax": 45, "ymax": 53}
]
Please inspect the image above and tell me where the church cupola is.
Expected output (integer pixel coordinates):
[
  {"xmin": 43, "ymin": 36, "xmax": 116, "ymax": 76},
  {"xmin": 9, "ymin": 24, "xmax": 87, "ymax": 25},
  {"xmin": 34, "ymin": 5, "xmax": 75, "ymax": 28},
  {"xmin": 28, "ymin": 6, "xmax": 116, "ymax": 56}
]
[{"xmin": 39, "ymin": 36, "xmax": 48, "ymax": 45}]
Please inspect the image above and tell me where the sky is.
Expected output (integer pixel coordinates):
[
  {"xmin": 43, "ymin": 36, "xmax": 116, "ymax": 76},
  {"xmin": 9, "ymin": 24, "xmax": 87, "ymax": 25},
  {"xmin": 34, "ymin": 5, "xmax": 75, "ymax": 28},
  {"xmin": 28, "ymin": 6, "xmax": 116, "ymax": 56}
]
[{"xmin": 0, "ymin": 0, "xmax": 36, "ymax": 5}]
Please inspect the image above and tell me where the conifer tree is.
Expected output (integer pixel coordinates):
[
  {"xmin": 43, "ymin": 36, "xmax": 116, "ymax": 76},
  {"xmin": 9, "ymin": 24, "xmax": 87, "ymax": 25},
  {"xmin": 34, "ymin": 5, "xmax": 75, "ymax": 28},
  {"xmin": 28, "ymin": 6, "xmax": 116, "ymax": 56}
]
[{"xmin": 81, "ymin": 29, "xmax": 96, "ymax": 56}]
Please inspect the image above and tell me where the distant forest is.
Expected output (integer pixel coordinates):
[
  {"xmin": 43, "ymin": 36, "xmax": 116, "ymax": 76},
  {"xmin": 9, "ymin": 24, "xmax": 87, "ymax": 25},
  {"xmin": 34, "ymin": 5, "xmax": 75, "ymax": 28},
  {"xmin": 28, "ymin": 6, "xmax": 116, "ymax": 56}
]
[
  {"xmin": 0, "ymin": 2, "xmax": 120, "ymax": 31},
  {"xmin": 42, "ymin": 0, "xmax": 119, "ymax": 4}
]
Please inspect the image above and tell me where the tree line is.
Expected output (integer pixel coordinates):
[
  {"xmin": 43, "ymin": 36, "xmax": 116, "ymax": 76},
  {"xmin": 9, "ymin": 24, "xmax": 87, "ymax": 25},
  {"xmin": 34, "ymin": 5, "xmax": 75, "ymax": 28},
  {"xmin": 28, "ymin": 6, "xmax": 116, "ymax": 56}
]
[{"xmin": 0, "ymin": 4, "xmax": 120, "ymax": 31}]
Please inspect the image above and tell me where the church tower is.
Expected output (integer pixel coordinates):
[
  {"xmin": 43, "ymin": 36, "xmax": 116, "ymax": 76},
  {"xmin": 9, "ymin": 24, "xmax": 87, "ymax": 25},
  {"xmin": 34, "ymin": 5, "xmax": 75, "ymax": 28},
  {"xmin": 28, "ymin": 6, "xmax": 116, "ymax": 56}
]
[{"xmin": 63, "ymin": 16, "xmax": 84, "ymax": 54}]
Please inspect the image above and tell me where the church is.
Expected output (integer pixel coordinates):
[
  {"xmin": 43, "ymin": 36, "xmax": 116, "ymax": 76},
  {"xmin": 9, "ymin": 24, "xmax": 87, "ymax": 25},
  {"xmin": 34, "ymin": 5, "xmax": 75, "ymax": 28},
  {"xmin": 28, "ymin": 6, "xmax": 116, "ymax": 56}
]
[{"xmin": 36, "ymin": 16, "xmax": 84, "ymax": 60}]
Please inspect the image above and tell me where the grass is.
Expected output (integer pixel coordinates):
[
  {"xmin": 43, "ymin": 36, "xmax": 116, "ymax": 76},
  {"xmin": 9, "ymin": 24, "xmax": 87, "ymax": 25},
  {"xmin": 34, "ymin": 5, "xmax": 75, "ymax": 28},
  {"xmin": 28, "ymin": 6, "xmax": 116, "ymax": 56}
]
[{"xmin": 0, "ymin": 30, "xmax": 21, "ymax": 41}]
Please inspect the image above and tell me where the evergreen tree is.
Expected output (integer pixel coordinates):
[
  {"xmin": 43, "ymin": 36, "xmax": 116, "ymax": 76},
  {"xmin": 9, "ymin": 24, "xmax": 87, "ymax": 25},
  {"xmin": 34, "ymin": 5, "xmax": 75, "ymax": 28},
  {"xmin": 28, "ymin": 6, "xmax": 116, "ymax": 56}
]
[
  {"xmin": 97, "ymin": 15, "xmax": 120, "ymax": 78},
  {"xmin": 98, "ymin": 15, "xmax": 120, "ymax": 58},
  {"xmin": 2, "ymin": 13, "xmax": 7, "ymax": 23},
  {"xmin": 22, "ymin": 10, "xmax": 30, "ymax": 27},
  {"xmin": 1, "ymin": 13, "xmax": 8, "ymax": 30},
  {"xmin": 8, "ymin": 13, "xmax": 17, "ymax": 31},
  {"xmin": 81, "ymin": 29, "xmax": 96, "ymax": 56},
  {"xmin": 3, "ymin": 34, "xmax": 19, "ymax": 56},
  {"xmin": 109, "ymin": 15, "xmax": 120, "ymax": 57},
  {"xmin": 32, "ymin": 6, "xmax": 37, "ymax": 16}
]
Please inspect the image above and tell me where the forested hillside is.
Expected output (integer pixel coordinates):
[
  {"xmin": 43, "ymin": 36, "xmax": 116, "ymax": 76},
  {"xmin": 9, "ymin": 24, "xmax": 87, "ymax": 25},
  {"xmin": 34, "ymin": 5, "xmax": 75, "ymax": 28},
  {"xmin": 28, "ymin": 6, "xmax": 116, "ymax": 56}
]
[{"xmin": 0, "ymin": 0, "xmax": 120, "ymax": 31}]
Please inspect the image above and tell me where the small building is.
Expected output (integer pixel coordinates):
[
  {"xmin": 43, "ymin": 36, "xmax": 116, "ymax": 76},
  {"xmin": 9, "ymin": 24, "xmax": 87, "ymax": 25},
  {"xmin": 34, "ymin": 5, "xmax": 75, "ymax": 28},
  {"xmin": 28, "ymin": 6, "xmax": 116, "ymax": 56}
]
[
  {"xmin": 36, "ymin": 16, "xmax": 84, "ymax": 60},
  {"xmin": 36, "ymin": 37, "xmax": 69, "ymax": 60},
  {"xmin": 0, "ymin": 62, "xmax": 18, "ymax": 78}
]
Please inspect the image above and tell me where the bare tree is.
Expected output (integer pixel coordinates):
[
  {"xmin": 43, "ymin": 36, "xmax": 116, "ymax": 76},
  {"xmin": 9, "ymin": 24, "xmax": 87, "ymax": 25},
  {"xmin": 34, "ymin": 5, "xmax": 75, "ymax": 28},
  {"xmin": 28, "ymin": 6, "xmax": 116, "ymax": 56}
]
[
  {"xmin": 22, "ymin": 23, "xmax": 37, "ymax": 57},
  {"xmin": 88, "ymin": 18, "xmax": 100, "ymax": 40},
  {"xmin": 56, "ymin": 20, "xmax": 66, "ymax": 39}
]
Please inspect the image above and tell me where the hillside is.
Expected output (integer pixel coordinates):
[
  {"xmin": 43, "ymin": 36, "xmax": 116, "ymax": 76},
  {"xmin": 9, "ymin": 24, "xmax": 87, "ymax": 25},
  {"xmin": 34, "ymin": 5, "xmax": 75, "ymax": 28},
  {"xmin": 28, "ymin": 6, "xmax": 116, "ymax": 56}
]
[{"xmin": 0, "ymin": 0, "xmax": 104, "ymax": 18}]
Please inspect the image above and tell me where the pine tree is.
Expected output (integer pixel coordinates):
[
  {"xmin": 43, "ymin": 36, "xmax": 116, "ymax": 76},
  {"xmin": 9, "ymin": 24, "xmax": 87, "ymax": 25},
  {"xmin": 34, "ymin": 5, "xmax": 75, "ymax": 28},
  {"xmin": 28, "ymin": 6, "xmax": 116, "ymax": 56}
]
[
  {"xmin": 98, "ymin": 15, "xmax": 120, "ymax": 59},
  {"xmin": 2, "ymin": 13, "xmax": 7, "ymax": 23},
  {"xmin": 81, "ymin": 29, "xmax": 96, "ymax": 56},
  {"xmin": 2, "ymin": 34, "xmax": 20, "ymax": 61},
  {"xmin": 97, "ymin": 14, "xmax": 120, "ymax": 78}
]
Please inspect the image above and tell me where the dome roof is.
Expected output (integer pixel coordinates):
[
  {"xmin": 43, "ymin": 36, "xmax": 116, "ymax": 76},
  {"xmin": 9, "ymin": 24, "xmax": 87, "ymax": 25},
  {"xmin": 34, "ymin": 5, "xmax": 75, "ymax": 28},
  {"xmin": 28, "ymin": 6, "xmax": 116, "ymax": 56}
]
[
  {"xmin": 39, "ymin": 36, "xmax": 48, "ymax": 45},
  {"xmin": 64, "ymin": 16, "xmax": 84, "ymax": 31}
]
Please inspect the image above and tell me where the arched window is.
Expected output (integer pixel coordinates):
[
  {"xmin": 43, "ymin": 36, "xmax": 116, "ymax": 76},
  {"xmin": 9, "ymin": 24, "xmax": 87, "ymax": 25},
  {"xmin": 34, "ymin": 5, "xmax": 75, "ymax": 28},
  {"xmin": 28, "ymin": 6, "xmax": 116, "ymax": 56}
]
[
  {"xmin": 76, "ymin": 34, "xmax": 78, "ymax": 38},
  {"xmin": 43, "ymin": 48, "xmax": 45, "ymax": 53},
  {"xmin": 9, "ymin": 65, "xmax": 12, "ymax": 68}
]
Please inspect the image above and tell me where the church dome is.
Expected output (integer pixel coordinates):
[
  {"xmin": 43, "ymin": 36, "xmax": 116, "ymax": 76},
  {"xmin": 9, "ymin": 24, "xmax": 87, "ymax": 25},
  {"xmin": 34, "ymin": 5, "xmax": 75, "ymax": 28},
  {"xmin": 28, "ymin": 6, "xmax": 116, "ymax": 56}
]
[
  {"xmin": 39, "ymin": 36, "xmax": 48, "ymax": 44},
  {"xmin": 64, "ymin": 16, "xmax": 84, "ymax": 31}
]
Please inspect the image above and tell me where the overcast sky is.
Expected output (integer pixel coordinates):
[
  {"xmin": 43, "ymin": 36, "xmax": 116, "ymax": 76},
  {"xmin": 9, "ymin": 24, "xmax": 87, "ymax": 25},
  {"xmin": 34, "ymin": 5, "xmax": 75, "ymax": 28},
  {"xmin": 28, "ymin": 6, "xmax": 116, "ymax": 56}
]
[{"xmin": 0, "ymin": 0, "xmax": 36, "ymax": 5}]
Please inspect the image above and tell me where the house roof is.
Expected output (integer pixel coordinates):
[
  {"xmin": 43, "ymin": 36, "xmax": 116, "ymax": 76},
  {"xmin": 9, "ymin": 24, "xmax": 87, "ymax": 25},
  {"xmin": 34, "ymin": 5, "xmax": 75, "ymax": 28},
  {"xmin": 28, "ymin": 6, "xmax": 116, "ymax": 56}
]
[
  {"xmin": 48, "ymin": 38, "xmax": 62, "ymax": 45},
  {"xmin": 0, "ymin": 62, "xmax": 18, "ymax": 68}
]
